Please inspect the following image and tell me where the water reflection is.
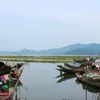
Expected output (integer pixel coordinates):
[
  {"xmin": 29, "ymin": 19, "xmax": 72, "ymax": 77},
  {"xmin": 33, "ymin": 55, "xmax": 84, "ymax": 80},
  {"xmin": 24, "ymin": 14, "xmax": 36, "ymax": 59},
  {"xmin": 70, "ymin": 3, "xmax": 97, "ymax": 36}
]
[
  {"xmin": 56, "ymin": 73, "xmax": 75, "ymax": 83},
  {"xmin": 76, "ymin": 80, "xmax": 100, "ymax": 100},
  {"xmin": 13, "ymin": 80, "xmax": 28, "ymax": 100},
  {"xmin": 56, "ymin": 70, "xmax": 100, "ymax": 100},
  {"xmin": 76, "ymin": 80, "xmax": 100, "ymax": 93}
]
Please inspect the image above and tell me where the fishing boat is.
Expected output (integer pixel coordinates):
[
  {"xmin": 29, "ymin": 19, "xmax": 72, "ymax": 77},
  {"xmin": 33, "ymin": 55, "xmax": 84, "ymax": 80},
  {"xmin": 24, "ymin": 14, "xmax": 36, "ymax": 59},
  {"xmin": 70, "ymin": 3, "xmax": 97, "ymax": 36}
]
[
  {"xmin": 64, "ymin": 62, "xmax": 82, "ymax": 69},
  {"xmin": 0, "ymin": 64, "xmax": 24, "ymax": 100},
  {"xmin": 12, "ymin": 63, "xmax": 24, "ymax": 69},
  {"xmin": 57, "ymin": 65, "xmax": 64, "ymax": 69},
  {"xmin": 56, "ymin": 65, "xmax": 85, "ymax": 74},
  {"xmin": 63, "ymin": 61, "xmax": 88, "ymax": 69},
  {"xmin": 73, "ymin": 58, "xmax": 97, "ymax": 64},
  {"xmin": 73, "ymin": 58, "xmax": 88, "ymax": 63},
  {"xmin": 64, "ymin": 61, "xmax": 94, "ymax": 69},
  {"xmin": 0, "ymin": 62, "xmax": 23, "ymax": 76},
  {"xmin": 75, "ymin": 72, "xmax": 100, "ymax": 88}
]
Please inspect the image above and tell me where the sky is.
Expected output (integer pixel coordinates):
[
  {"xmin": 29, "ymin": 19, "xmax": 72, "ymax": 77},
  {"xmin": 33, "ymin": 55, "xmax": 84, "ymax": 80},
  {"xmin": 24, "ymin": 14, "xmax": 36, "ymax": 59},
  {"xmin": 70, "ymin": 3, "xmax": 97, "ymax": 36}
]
[{"xmin": 0, "ymin": 0, "xmax": 100, "ymax": 51}]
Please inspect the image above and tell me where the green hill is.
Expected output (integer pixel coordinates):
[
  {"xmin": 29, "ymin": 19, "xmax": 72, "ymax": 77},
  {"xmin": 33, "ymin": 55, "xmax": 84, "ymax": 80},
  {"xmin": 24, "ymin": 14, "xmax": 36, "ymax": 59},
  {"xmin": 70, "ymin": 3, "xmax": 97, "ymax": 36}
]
[
  {"xmin": 0, "ymin": 43, "xmax": 100, "ymax": 55},
  {"xmin": 66, "ymin": 43, "xmax": 100, "ymax": 55}
]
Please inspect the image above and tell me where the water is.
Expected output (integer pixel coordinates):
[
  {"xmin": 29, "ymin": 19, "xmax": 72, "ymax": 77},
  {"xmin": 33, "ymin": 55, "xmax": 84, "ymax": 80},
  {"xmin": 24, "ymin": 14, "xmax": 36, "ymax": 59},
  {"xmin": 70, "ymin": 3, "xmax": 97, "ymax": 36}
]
[
  {"xmin": 0, "ymin": 54, "xmax": 98, "ymax": 56},
  {"xmin": 17, "ymin": 63, "xmax": 100, "ymax": 100}
]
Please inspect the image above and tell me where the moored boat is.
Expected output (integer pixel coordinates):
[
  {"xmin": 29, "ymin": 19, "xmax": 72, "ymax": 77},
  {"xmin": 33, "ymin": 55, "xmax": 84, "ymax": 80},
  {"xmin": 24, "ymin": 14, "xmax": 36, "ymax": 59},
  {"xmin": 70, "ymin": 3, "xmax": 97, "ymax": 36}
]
[
  {"xmin": 0, "ymin": 64, "xmax": 24, "ymax": 100},
  {"xmin": 75, "ymin": 72, "xmax": 100, "ymax": 88},
  {"xmin": 73, "ymin": 58, "xmax": 88, "ymax": 63},
  {"xmin": 57, "ymin": 65, "xmax": 63, "ymax": 69},
  {"xmin": 64, "ymin": 62, "xmax": 87, "ymax": 69},
  {"xmin": 64, "ymin": 62, "xmax": 81, "ymax": 69},
  {"xmin": 73, "ymin": 57, "xmax": 99, "ymax": 64},
  {"xmin": 56, "ymin": 65, "xmax": 85, "ymax": 74},
  {"xmin": 64, "ymin": 61, "xmax": 94, "ymax": 69}
]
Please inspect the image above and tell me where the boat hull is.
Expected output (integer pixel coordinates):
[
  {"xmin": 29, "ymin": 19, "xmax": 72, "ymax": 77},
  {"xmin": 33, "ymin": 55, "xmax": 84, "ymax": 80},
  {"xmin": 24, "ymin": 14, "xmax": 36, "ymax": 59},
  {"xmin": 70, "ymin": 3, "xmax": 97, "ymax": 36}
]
[
  {"xmin": 56, "ymin": 65, "xmax": 85, "ymax": 74},
  {"xmin": 0, "ymin": 65, "xmax": 24, "ymax": 100},
  {"xmin": 76, "ymin": 74, "xmax": 100, "ymax": 88}
]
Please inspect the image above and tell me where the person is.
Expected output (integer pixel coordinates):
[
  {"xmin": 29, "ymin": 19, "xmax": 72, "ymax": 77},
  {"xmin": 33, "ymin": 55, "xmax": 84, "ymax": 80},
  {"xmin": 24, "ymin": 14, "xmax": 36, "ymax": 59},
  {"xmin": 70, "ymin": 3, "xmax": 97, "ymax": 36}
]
[
  {"xmin": 96, "ymin": 65, "xmax": 100, "ymax": 71},
  {"xmin": 75, "ymin": 73, "xmax": 82, "ymax": 79},
  {"xmin": 0, "ymin": 75, "xmax": 9, "ymax": 93},
  {"xmin": 77, "ymin": 74, "xmax": 82, "ymax": 79},
  {"xmin": 2, "ymin": 75, "xmax": 6, "ymax": 84},
  {"xmin": 9, "ymin": 70, "xmax": 18, "ymax": 79},
  {"xmin": 86, "ymin": 57, "xmax": 90, "ymax": 61}
]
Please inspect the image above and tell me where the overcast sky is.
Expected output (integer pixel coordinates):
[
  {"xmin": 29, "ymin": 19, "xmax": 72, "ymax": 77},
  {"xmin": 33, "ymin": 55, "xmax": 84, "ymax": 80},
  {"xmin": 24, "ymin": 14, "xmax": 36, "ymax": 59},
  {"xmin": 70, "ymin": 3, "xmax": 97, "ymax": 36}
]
[{"xmin": 0, "ymin": 0, "xmax": 100, "ymax": 51}]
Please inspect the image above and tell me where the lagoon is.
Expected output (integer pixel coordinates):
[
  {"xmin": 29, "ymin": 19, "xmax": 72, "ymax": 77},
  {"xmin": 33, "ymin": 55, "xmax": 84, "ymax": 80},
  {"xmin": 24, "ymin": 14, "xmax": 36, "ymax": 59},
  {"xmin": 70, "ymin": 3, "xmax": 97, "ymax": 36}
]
[{"xmin": 16, "ymin": 63, "xmax": 100, "ymax": 100}]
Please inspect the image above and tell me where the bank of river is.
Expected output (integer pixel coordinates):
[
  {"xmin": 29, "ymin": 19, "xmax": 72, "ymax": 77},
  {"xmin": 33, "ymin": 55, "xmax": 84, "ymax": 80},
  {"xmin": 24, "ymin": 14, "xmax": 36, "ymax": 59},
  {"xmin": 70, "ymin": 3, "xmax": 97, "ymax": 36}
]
[{"xmin": 0, "ymin": 55, "xmax": 98, "ymax": 63}]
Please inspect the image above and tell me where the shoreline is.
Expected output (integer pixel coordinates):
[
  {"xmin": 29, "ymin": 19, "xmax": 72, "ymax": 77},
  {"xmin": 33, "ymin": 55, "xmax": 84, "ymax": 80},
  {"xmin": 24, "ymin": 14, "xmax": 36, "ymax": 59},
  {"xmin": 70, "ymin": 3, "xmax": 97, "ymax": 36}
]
[{"xmin": 0, "ymin": 55, "xmax": 98, "ymax": 63}]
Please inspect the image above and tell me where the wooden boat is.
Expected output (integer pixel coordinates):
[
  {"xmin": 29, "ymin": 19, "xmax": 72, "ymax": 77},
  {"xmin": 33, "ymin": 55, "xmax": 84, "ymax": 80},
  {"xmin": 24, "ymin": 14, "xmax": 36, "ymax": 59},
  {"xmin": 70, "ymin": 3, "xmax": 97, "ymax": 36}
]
[
  {"xmin": 0, "ymin": 62, "xmax": 23, "ymax": 76},
  {"xmin": 75, "ymin": 72, "xmax": 100, "ymax": 88},
  {"xmin": 64, "ymin": 62, "xmax": 86, "ymax": 69},
  {"xmin": 73, "ymin": 58, "xmax": 95, "ymax": 66},
  {"xmin": 12, "ymin": 63, "xmax": 24, "ymax": 69},
  {"xmin": 64, "ymin": 61, "xmax": 93, "ymax": 69},
  {"xmin": 57, "ymin": 65, "xmax": 64, "ymax": 69},
  {"xmin": 73, "ymin": 58, "xmax": 88, "ymax": 63},
  {"xmin": 0, "ymin": 64, "xmax": 24, "ymax": 100},
  {"xmin": 64, "ymin": 62, "xmax": 81, "ymax": 69},
  {"xmin": 56, "ymin": 65, "xmax": 85, "ymax": 74}
]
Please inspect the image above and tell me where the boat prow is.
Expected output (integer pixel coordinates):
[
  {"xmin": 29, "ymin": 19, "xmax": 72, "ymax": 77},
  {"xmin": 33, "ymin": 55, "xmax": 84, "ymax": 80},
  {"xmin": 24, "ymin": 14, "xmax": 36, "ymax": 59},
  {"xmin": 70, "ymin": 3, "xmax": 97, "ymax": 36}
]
[{"xmin": 0, "ymin": 64, "xmax": 24, "ymax": 100}]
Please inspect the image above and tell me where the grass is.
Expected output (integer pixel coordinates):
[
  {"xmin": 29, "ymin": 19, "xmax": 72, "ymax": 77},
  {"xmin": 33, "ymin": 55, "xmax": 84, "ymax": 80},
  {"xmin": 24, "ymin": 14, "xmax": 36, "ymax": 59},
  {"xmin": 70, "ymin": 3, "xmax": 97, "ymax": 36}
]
[{"xmin": 0, "ymin": 55, "xmax": 98, "ymax": 63}]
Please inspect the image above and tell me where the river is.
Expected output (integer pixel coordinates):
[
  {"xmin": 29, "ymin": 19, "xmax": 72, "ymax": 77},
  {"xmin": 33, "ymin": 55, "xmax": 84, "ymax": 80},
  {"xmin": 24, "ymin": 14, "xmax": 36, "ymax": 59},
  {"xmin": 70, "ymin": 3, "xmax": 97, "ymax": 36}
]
[{"xmin": 14, "ymin": 63, "xmax": 100, "ymax": 100}]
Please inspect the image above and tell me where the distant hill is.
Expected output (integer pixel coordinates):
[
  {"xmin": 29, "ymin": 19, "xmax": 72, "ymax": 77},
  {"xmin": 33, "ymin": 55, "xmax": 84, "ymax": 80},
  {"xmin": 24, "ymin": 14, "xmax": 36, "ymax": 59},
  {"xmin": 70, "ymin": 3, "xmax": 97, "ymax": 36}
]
[
  {"xmin": 66, "ymin": 43, "xmax": 100, "ymax": 55},
  {"xmin": 0, "ymin": 43, "xmax": 100, "ymax": 55},
  {"xmin": 19, "ymin": 43, "xmax": 88, "ymax": 54}
]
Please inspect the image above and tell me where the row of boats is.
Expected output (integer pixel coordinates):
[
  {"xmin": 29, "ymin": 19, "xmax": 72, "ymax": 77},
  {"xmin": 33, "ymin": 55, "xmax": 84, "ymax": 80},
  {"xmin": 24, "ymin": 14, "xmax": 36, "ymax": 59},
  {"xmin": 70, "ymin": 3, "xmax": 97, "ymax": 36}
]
[
  {"xmin": 56, "ymin": 57, "xmax": 100, "ymax": 88},
  {"xmin": 0, "ymin": 61, "xmax": 24, "ymax": 100},
  {"xmin": 56, "ymin": 73, "xmax": 100, "ymax": 94}
]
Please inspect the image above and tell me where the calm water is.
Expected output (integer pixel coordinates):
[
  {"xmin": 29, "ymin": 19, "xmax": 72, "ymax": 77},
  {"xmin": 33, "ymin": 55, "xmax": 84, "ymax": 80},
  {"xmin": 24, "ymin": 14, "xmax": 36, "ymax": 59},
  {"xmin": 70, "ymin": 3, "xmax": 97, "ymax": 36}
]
[
  {"xmin": 16, "ymin": 63, "xmax": 100, "ymax": 100},
  {"xmin": 0, "ymin": 54, "xmax": 98, "ymax": 56}
]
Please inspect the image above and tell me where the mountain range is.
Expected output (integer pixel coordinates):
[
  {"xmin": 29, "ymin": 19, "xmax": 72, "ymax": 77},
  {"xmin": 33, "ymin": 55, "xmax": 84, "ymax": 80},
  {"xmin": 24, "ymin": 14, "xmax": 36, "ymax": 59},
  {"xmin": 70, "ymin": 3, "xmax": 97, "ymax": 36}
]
[{"xmin": 0, "ymin": 43, "xmax": 100, "ymax": 55}]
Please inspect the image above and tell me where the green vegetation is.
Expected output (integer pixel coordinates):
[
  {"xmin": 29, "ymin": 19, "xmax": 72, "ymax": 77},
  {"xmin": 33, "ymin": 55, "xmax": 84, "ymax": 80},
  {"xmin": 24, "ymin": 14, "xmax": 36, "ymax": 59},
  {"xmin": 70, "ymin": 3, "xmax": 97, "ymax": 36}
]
[{"xmin": 0, "ymin": 55, "xmax": 98, "ymax": 63}]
